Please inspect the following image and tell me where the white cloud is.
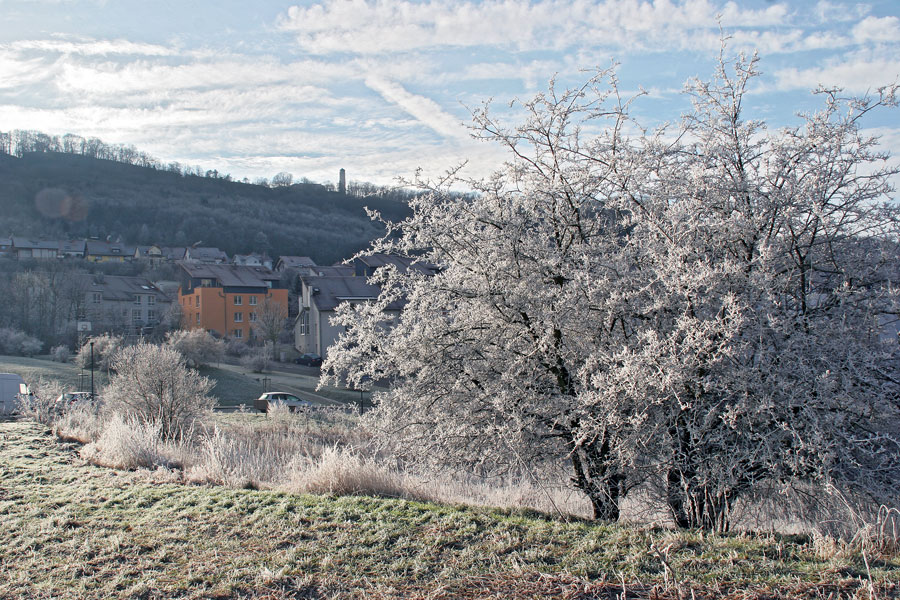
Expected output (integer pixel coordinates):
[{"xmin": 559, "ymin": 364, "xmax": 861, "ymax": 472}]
[
  {"xmin": 51, "ymin": 54, "xmax": 359, "ymax": 96},
  {"xmin": 364, "ymin": 75, "xmax": 469, "ymax": 141},
  {"xmin": 0, "ymin": 50, "xmax": 50, "ymax": 88},
  {"xmin": 852, "ymin": 15, "xmax": 900, "ymax": 44},
  {"xmin": 278, "ymin": 0, "xmax": 792, "ymax": 56},
  {"xmin": 774, "ymin": 52, "xmax": 900, "ymax": 93},
  {"xmin": 8, "ymin": 37, "xmax": 176, "ymax": 56},
  {"xmin": 813, "ymin": 0, "xmax": 869, "ymax": 23}
]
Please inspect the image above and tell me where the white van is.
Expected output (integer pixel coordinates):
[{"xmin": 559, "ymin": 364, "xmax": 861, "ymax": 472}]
[{"xmin": 0, "ymin": 373, "xmax": 30, "ymax": 415}]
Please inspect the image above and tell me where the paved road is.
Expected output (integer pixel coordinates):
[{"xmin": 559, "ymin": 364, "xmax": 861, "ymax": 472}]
[{"xmin": 213, "ymin": 360, "xmax": 366, "ymax": 409}]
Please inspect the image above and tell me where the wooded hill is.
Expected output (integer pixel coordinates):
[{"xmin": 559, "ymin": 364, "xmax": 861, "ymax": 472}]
[{"xmin": 0, "ymin": 151, "xmax": 412, "ymax": 265}]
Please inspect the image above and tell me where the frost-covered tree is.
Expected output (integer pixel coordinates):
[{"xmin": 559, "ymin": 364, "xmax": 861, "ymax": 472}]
[
  {"xmin": 165, "ymin": 329, "xmax": 224, "ymax": 368},
  {"xmin": 323, "ymin": 51, "xmax": 900, "ymax": 528},
  {"xmin": 105, "ymin": 343, "xmax": 214, "ymax": 440},
  {"xmin": 76, "ymin": 334, "xmax": 125, "ymax": 373}
]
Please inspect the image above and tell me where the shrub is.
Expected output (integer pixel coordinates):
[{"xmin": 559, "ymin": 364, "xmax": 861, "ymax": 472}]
[
  {"xmin": 165, "ymin": 329, "xmax": 225, "ymax": 368},
  {"xmin": 19, "ymin": 337, "xmax": 43, "ymax": 357},
  {"xmin": 240, "ymin": 347, "xmax": 269, "ymax": 373},
  {"xmin": 0, "ymin": 327, "xmax": 43, "ymax": 357},
  {"xmin": 81, "ymin": 413, "xmax": 177, "ymax": 470},
  {"xmin": 75, "ymin": 334, "xmax": 124, "ymax": 372},
  {"xmin": 18, "ymin": 377, "xmax": 65, "ymax": 426},
  {"xmin": 225, "ymin": 339, "xmax": 250, "ymax": 357},
  {"xmin": 105, "ymin": 343, "xmax": 215, "ymax": 440},
  {"xmin": 53, "ymin": 402, "xmax": 104, "ymax": 444},
  {"xmin": 50, "ymin": 345, "xmax": 70, "ymax": 363}
]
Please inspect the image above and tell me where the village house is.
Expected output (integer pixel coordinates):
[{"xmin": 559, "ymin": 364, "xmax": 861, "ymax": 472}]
[
  {"xmin": 11, "ymin": 238, "xmax": 59, "ymax": 259},
  {"xmin": 183, "ymin": 246, "xmax": 228, "ymax": 264},
  {"xmin": 275, "ymin": 255, "xmax": 317, "ymax": 272},
  {"xmin": 58, "ymin": 239, "xmax": 86, "ymax": 258},
  {"xmin": 232, "ymin": 253, "xmax": 273, "ymax": 270},
  {"xmin": 177, "ymin": 262, "xmax": 288, "ymax": 340},
  {"xmin": 294, "ymin": 254, "xmax": 434, "ymax": 359},
  {"xmin": 85, "ymin": 239, "xmax": 134, "ymax": 262},
  {"xmin": 77, "ymin": 274, "xmax": 173, "ymax": 335}
]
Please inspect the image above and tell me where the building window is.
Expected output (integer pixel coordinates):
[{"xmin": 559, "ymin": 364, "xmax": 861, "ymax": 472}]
[
  {"xmin": 249, "ymin": 312, "xmax": 257, "ymax": 322},
  {"xmin": 233, "ymin": 329, "xmax": 243, "ymax": 338},
  {"xmin": 187, "ymin": 297, "xmax": 192, "ymax": 306},
  {"xmin": 249, "ymin": 296, "xmax": 257, "ymax": 306},
  {"xmin": 233, "ymin": 295, "xmax": 243, "ymax": 305},
  {"xmin": 148, "ymin": 310, "xmax": 156, "ymax": 321},
  {"xmin": 92, "ymin": 292, "xmax": 101, "ymax": 304},
  {"xmin": 298, "ymin": 311, "xmax": 309, "ymax": 335},
  {"xmin": 196, "ymin": 296, "xmax": 200, "ymax": 307},
  {"xmin": 196, "ymin": 314, "xmax": 200, "ymax": 324},
  {"xmin": 234, "ymin": 312, "xmax": 243, "ymax": 323},
  {"xmin": 132, "ymin": 309, "xmax": 142, "ymax": 323},
  {"xmin": 148, "ymin": 296, "xmax": 155, "ymax": 305},
  {"xmin": 134, "ymin": 295, "xmax": 142, "ymax": 304}
]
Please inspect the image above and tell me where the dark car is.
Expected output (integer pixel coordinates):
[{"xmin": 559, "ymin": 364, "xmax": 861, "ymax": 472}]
[{"xmin": 293, "ymin": 353, "xmax": 323, "ymax": 367}]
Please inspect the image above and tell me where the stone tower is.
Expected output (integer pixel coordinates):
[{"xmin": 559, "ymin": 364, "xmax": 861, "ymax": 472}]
[{"xmin": 339, "ymin": 168, "xmax": 346, "ymax": 194}]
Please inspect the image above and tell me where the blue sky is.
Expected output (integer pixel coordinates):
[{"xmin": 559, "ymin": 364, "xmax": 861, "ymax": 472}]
[{"xmin": 1, "ymin": 0, "xmax": 898, "ymax": 188}]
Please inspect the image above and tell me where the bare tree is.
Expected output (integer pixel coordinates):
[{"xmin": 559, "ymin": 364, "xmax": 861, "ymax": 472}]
[
  {"xmin": 252, "ymin": 296, "xmax": 288, "ymax": 357},
  {"xmin": 271, "ymin": 172, "xmax": 294, "ymax": 187}
]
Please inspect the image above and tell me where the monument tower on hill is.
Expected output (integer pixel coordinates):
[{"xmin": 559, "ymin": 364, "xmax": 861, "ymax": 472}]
[{"xmin": 339, "ymin": 168, "xmax": 346, "ymax": 194}]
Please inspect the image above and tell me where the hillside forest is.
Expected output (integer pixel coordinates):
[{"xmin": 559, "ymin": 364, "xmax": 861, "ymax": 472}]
[{"xmin": 0, "ymin": 129, "xmax": 414, "ymax": 266}]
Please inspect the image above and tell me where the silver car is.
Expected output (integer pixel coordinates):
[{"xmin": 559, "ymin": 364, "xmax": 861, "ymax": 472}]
[{"xmin": 253, "ymin": 392, "xmax": 312, "ymax": 413}]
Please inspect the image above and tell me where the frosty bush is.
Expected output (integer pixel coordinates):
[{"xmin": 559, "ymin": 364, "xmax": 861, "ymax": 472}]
[
  {"xmin": 18, "ymin": 377, "xmax": 65, "ymax": 426},
  {"xmin": 225, "ymin": 339, "xmax": 250, "ymax": 357},
  {"xmin": 105, "ymin": 343, "xmax": 215, "ymax": 440},
  {"xmin": 75, "ymin": 334, "xmax": 124, "ymax": 372},
  {"xmin": 240, "ymin": 347, "xmax": 269, "ymax": 373},
  {"xmin": 0, "ymin": 327, "xmax": 43, "ymax": 357},
  {"xmin": 165, "ymin": 329, "xmax": 225, "ymax": 368},
  {"xmin": 50, "ymin": 345, "xmax": 70, "ymax": 363}
]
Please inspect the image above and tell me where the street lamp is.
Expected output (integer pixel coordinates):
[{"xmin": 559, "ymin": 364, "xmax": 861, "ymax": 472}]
[{"xmin": 90, "ymin": 341, "xmax": 95, "ymax": 398}]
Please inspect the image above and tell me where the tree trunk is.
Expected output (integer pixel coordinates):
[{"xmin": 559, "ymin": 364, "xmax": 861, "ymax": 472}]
[
  {"xmin": 570, "ymin": 430, "xmax": 624, "ymax": 521},
  {"xmin": 666, "ymin": 420, "xmax": 733, "ymax": 532}
]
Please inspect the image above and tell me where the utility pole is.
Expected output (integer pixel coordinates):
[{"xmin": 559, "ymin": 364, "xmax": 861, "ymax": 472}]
[{"xmin": 90, "ymin": 341, "xmax": 95, "ymax": 398}]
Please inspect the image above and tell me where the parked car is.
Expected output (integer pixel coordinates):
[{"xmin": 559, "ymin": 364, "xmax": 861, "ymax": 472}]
[
  {"xmin": 253, "ymin": 392, "xmax": 313, "ymax": 413},
  {"xmin": 54, "ymin": 392, "xmax": 94, "ymax": 410},
  {"xmin": 293, "ymin": 353, "xmax": 323, "ymax": 367}
]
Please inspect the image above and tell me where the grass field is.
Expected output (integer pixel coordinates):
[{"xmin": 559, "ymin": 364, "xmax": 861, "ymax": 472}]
[
  {"xmin": 0, "ymin": 354, "xmax": 108, "ymax": 391},
  {"xmin": 0, "ymin": 355, "xmax": 361, "ymax": 409},
  {"xmin": 1, "ymin": 419, "xmax": 898, "ymax": 599}
]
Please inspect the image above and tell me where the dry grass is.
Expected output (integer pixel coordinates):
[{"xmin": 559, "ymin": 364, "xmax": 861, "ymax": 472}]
[
  {"xmin": 53, "ymin": 401, "xmax": 105, "ymax": 443},
  {"xmin": 63, "ymin": 404, "xmax": 597, "ymax": 519},
  {"xmin": 284, "ymin": 445, "xmax": 408, "ymax": 498},
  {"xmin": 2, "ymin": 419, "xmax": 899, "ymax": 599},
  {"xmin": 80, "ymin": 413, "xmax": 188, "ymax": 470},
  {"xmin": 54, "ymin": 401, "xmax": 900, "ymax": 549}
]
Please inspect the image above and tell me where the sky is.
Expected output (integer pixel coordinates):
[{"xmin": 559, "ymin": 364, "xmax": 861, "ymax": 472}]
[{"xmin": 0, "ymin": 0, "xmax": 898, "ymax": 188}]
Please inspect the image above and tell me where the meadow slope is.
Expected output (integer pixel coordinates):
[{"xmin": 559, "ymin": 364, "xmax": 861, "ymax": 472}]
[{"xmin": 1, "ymin": 420, "xmax": 898, "ymax": 599}]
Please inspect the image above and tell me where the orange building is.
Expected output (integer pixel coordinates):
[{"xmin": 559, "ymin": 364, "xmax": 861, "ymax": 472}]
[{"xmin": 178, "ymin": 263, "xmax": 288, "ymax": 340}]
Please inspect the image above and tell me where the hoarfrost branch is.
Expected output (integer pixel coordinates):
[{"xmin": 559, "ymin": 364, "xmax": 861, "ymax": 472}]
[{"xmin": 323, "ymin": 51, "xmax": 900, "ymax": 529}]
